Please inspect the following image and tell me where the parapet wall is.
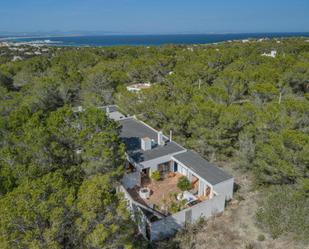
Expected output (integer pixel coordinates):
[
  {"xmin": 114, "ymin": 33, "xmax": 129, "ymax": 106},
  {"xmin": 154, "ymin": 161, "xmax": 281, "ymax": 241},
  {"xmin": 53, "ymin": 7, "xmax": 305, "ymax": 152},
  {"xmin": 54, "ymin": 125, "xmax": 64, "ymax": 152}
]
[
  {"xmin": 150, "ymin": 192, "xmax": 225, "ymax": 241},
  {"xmin": 119, "ymin": 184, "xmax": 226, "ymax": 242}
]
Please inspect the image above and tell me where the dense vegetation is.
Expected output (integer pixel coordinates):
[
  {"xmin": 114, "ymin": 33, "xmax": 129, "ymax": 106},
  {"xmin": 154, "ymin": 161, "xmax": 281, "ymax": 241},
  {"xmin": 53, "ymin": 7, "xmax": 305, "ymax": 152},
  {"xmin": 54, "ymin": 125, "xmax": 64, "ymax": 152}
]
[
  {"xmin": 114, "ymin": 39, "xmax": 309, "ymax": 244},
  {"xmin": 0, "ymin": 38, "xmax": 308, "ymax": 248},
  {"xmin": 0, "ymin": 48, "xmax": 141, "ymax": 248},
  {"xmin": 0, "ymin": 104, "xmax": 141, "ymax": 248}
]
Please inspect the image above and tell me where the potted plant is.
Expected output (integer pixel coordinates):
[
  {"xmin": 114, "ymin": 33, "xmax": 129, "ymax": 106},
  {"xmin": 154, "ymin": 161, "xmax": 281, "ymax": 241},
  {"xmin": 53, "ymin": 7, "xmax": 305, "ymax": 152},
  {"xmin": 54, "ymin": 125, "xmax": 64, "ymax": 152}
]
[
  {"xmin": 151, "ymin": 170, "xmax": 161, "ymax": 181},
  {"xmin": 177, "ymin": 176, "xmax": 192, "ymax": 191}
]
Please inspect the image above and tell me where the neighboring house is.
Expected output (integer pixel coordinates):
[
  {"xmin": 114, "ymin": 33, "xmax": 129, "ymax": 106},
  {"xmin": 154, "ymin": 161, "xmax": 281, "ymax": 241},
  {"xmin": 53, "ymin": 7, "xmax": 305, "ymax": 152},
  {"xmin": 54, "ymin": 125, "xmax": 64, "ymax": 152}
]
[
  {"xmin": 12, "ymin": 56, "xmax": 23, "ymax": 61},
  {"xmin": 261, "ymin": 50, "xmax": 277, "ymax": 58},
  {"xmin": 104, "ymin": 105, "xmax": 234, "ymax": 241},
  {"xmin": 126, "ymin": 83, "xmax": 151, "ymax": 92}
]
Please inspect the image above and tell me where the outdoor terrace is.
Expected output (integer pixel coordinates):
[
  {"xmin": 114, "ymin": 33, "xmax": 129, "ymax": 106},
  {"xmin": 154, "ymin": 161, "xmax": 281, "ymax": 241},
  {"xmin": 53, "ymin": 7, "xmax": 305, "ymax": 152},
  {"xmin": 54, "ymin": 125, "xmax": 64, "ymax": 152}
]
[{"xmin": 127, "ymin": 172, "xmax": 208, "ymax": 215}]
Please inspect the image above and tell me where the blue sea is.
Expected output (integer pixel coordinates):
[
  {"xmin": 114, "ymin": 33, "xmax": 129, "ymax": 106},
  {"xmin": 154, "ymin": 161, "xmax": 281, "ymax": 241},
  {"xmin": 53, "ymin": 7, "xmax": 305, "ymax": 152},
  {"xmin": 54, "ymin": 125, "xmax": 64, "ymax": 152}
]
[{"xmin": 3, "ymin": 33, "xmax": 309, "ymax": 47}]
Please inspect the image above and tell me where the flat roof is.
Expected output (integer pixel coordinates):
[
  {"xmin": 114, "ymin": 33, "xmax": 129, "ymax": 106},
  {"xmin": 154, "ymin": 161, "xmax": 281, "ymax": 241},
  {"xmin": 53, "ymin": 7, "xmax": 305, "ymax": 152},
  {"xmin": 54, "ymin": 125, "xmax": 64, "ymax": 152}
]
[
  {"xmin": 98, "ymin": 105, "xmax": 129, "ymax": 121},
  {"xmin": 102, "ymin": 105, "xmax": 232, "ymax": 184},
  {"xmin": 173, "ymin": 151, "xmax": 233, "ymax": 185},
  {"xmin": 119, "ymin": 118, "xmax": 184, "ymax": 163},
  {"xmin": 99, "ymin": 105, "xmax": 118, "ymax": 113}
]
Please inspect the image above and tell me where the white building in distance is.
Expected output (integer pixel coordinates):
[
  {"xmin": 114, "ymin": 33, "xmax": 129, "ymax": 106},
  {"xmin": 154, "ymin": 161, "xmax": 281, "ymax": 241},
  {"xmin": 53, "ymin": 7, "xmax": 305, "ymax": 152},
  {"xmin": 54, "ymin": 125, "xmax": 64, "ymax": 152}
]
[
  {"xmin": 262, "ymin": 50, "xmax": 277, "ymax": 58},
  {"xmin": 126, "ymin": 83, "xmax": 151, "ymax": 92}
]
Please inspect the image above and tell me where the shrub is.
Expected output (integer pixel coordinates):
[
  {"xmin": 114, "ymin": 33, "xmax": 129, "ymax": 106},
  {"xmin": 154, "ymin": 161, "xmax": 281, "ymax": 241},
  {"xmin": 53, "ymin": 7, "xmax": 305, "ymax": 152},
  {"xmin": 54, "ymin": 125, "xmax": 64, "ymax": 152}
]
[
  {"xmin": 256, "ymin": 185, "xmax": 309, "ymax": 242},
  {"xmin": 177, "ymin": 176, "xmax": 192, "ymax": 191},
  {"xmin": 245, "ymin": 243, "xmax": 255, "ymax": 249},
  {"xmin": 236, "ymin": 195, "xmax": 245, "ymax": 202},
  {"xmin": 151, "ymin": 170, "xmax": 161, "ymax": 181},
  {"xmin": 168, "ymin": 200, "xmax": 187, "ymax": 214},
  {"xmin": 257, "ymin": 234, "xmax": 265, "ymax": 241},
  {"xmin": 169, "ymin": 202, "xmax": 180, "ymax": 214}
]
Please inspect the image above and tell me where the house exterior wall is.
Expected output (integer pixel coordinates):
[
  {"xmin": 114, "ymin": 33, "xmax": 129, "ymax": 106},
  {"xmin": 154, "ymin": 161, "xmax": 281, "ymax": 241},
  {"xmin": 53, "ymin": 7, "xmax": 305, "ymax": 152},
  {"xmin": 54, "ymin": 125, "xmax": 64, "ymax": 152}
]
[
  {"xmin": 198, "ymin": 179, "xmax": 207, "ymax": 196},
  {"xmin": 150, "ymin": 192, "xmax": 225, "ymax": 241},
  {"xmin": 174, "ymin": 159, "xmax": 194, "ymax": 178},
  {"xmin": 119, "ymin": 184, "xmax": 135, "ymax": 209},
  {"xmin": 135, "ymin": 205, "xmax": 148, "ymax": 239},
  {"xmin": 172, "ymin": 157, "xmax": 215, "ymax": 198},
  {"xmin": 118, "ymin": 185, "xmax": 148, "ymax": 237},
  {"xmin": 120, "ymin": 179, "xmax": 229, "ymax": 242},
  {"xmin": 140, "ymin": 150, "xmax": 186, "ymax": 173},
  {"xmin": 213, "ymin": 178, "xmax": 234, "ymax": 201},
  {"xmin": 121, "ymin": 152, "xmax": 233, "ymax": 241}
]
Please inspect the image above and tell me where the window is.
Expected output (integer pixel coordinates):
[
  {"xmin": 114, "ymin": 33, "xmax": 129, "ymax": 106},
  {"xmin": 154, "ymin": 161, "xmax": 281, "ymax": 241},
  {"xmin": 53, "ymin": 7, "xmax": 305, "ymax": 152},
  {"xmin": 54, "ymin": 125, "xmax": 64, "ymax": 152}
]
[
  {"xmin": 174, "ymin": 162, "xmax": 178, "ymax": 172},
  {"xmin": 158, "ymin": 162, "xmax": 170, "ymax": 175}
]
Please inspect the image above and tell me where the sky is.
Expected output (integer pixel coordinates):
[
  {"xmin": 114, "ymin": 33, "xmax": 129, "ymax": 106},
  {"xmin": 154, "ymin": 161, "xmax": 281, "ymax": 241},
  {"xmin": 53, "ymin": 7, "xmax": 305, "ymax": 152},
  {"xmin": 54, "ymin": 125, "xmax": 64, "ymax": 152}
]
[{"xmin": 0, "ymin": 0, "xmax": 309, "ymax": 34}]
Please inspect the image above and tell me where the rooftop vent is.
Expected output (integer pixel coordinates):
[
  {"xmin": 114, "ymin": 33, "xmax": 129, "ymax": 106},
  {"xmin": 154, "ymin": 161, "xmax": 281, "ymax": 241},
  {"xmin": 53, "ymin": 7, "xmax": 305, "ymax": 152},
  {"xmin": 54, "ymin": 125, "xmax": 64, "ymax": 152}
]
[
  {"xmin": 141, "ymin": 137, "xmax": 152, "ymax": 151},
  {"xmin": 158, "ymin": 131, "xmax": 164, "ymax": 146}
]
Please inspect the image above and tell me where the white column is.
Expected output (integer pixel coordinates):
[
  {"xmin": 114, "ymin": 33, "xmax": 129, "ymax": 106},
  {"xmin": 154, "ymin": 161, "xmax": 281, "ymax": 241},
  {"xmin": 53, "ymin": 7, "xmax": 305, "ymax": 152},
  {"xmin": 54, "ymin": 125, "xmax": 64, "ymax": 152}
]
[
  {"xmin": 209, "ymin": 185, "xmax": 214, "ymax": 199},
  {"xmin": 198, "ymin": 180, "xmax": 205, "ymax": 196}
]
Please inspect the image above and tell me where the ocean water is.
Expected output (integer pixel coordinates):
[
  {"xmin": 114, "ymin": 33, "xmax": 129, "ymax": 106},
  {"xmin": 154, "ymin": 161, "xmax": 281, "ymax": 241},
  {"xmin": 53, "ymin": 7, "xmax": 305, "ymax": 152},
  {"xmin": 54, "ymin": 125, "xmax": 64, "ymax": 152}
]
[{"xmin": 4, "ymin": 33, "xmax": 309, "ymax": 47}]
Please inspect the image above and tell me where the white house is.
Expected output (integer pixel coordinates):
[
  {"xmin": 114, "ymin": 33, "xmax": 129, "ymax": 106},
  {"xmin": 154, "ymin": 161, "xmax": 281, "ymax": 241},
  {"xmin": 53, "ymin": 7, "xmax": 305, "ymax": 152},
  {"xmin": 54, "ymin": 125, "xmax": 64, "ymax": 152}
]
[
  {"xmin": 262, "ymin": 50, "xmax": 277, "ymax": 58},
  {"xmin": 126, "ymin": 83, "xmax": 151, "ymax": 92},
  {"xmin": 104, "ymin": 106, "xmax": 234, "ymax": 241}
]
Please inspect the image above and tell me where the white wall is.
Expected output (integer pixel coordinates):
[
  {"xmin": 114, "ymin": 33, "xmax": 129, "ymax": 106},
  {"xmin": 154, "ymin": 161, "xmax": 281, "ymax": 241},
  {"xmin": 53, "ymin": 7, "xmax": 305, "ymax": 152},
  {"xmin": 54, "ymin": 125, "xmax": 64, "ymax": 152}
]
[
  {"xmin": 150, "ymin": 192, "xmax": 225, "ymax": 241},
  {"xmin": 173, "ymin": 158, "xmax": 215, "ymax": 198},
  {"xmin": 213, "ymin": 178, "xmax": 234, "ymax": 201},
  {"xmin": 119, "ymin": 185, "xmax": 148, "ymax": 238},
  {"xmin": 141, "ymin": 150, "xmax": 186, "ymax": 172},
  {"xmin": 119, "ymin": 184, "xmax": 166, "ymax": 240},
  {"xmin": 119, "ymin": 178, "xmax": 230, "ymax": 242}
]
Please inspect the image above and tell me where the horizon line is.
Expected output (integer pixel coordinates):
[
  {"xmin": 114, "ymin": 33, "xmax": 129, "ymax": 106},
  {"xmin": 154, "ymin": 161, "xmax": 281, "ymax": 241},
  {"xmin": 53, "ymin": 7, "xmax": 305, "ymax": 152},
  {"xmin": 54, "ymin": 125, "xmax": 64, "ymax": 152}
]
[
  {"xmin": 1, "ymin": 31, "xmax": 309, "ymax": 40},
  {"xmin": 1, "ymin": 31, "xmax": 309, "ymax": 35}
]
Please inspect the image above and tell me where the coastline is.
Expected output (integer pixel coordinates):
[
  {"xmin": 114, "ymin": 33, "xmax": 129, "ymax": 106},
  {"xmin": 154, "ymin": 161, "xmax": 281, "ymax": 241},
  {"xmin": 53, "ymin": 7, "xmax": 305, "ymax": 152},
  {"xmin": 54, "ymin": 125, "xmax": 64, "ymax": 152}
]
[{"xmin": 1, "ymin": 32, "xmax": 309, "ymax": 47}]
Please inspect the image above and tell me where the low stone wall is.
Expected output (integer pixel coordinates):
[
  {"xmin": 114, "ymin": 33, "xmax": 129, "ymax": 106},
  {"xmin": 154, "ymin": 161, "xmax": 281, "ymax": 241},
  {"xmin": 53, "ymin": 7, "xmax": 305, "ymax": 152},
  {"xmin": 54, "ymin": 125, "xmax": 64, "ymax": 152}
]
[{"xmin": 150, "ymin": 193, "xmax": 225, "ymax": 241}]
